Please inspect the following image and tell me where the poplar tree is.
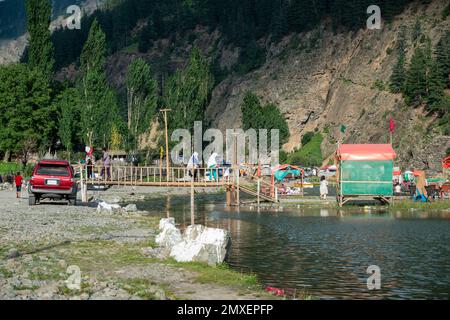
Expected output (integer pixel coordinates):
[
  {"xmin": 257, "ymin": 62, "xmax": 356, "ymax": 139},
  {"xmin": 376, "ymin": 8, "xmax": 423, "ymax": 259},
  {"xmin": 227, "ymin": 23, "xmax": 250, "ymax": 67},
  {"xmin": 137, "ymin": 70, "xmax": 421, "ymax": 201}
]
[
  {"xmin": 79, "ymin": 19, "xmax": 120, "ymax": 147},
  {"xmin": 126, "ymin": 58, "xmax": 158, "ymax": 152},
  {"xmin": 25, "ymin": 0, "xmax": 54, "ymax": 80},
  {"xmin": 164, "ymin": 47, "xmax": 214, "ymax": 133}
]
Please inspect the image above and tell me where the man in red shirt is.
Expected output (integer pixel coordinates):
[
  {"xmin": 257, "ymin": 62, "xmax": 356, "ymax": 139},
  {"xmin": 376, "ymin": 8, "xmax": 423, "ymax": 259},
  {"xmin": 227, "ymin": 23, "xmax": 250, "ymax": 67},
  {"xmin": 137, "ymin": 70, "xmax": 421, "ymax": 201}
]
[{"xmin": 14, "ymin": 172, "xmax": 23, "ymax": 199}]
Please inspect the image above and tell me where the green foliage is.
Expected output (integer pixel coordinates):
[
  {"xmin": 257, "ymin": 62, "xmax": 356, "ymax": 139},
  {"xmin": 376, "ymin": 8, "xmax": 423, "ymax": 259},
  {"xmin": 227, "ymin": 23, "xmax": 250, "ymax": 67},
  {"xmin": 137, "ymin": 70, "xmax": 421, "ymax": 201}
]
[
  {"xmin": 126, "ymin": 58, "xmax": 158, "ymax": 151},
  {"xmin": 435, "ymin": 31, "xmax": 450, "ymax": 87},
  {"xmin": 390, "ymin": 26, "xmax": 407, "ymax": 93},
  {"xmin": 288, "ymin": 133, "xmax": 323, "ymax": 167},
  {"xmin": 372, "ymin": 79, "xmax": 387, "ymax": 91},
  {"xmin": 404, "ymin": 40, "xmax": 431, "ymax": 106},
  {"xmin": 442, "ymin": 2, "xmax": 450, "ymax": 19},
  {"xmin": 25, "ymin": 0, "xmax": 54, "ymax": 80},
  {"xmin": 50, "ymin": 0, "xmax": 416, "ymax": 70},
  {"xmin": 0, "ymin": 64, "xmax": 55, "ymax": 163},
  {"xmin": 164, "ymin": 47, "xmax": 214, "ymax": 133},
  {"xmin": 235, "ymin": 41, "xmax": 266, "ymax": 75},
  {"xmin": 78, "ymin": 19, "xmax": 120, "ymax": 147},
  {"xmin": 301, "ymin": 132, "xmax": 315, "ymax": 146},
  {"xmin": 80, "ymin": 19, "xmax": 107, "ymax": 75},
  {"xmin": 279, "ymin": 150, "xmax": 288, "ymax": 164},
  {"xmin": 0, "ymin": 162, "xmax": 20, "ymax": 176},
  {"xmin": 241, "ymin": 92, "xmax": 290, "ymax": 145},
  {"xmin": 56, "ymin": 87, "xmax": 81, "ymax": 153}
]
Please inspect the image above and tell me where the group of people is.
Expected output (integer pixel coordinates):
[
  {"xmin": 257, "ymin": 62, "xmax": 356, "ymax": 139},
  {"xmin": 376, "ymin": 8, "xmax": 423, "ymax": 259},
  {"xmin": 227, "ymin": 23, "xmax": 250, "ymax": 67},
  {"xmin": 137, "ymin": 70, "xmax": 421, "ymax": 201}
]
[
  {"xmin": 83, "ymin": 147, "xmax": 111, "ymax": 180},
  {"xmin": 186, "ymin": 152, "xmax": 231, "ymax": 182},
  {"xmin": 0, "ymin": 172, "xmax": 23, "ymax": 198}
]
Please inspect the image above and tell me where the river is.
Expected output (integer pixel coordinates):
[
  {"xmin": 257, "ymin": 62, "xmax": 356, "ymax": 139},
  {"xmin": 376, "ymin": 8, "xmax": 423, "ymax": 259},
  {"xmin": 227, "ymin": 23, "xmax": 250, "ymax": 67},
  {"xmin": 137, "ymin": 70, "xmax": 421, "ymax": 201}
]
[{"xmin": 138, "ymin": 194, "xmax": 450, "ymax": 300}]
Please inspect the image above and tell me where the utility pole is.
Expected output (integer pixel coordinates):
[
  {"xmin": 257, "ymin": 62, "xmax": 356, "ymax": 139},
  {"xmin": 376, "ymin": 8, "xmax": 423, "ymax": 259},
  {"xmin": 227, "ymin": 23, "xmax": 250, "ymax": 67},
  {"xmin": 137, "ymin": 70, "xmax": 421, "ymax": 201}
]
[
  {"xmin": 160, "ymin": 109, "xmax": 171, "ymax": 184},
  {"xmin": 232, "ymin": 131, "xmax": 240, "ymax": 206}
]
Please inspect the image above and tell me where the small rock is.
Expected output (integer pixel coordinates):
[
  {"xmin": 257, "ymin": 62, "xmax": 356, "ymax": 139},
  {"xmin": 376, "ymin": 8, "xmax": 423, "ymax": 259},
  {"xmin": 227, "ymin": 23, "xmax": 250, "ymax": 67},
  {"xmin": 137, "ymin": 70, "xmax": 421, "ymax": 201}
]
[
  {"xmin": 7, "ymin": 248, "xmax": 20, "ymax": 259},
  {"xmin": 123, "ymin": 204, "xmax": 138, "ymax": 212},
  {"xmin": 58, "ymin": 260, "xmax": 67, "ymax": 269},
  {"xmin": 97, "ymin": 201, "xmax": 123, "ymax": 215}
]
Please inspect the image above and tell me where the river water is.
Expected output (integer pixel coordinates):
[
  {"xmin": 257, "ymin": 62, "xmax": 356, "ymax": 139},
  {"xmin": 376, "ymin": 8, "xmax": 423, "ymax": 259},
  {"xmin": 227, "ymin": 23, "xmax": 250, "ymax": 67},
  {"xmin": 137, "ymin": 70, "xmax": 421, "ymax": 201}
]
[{"xmin": 138, "ymin": 194, "xmax": 450, "ymax": 300}]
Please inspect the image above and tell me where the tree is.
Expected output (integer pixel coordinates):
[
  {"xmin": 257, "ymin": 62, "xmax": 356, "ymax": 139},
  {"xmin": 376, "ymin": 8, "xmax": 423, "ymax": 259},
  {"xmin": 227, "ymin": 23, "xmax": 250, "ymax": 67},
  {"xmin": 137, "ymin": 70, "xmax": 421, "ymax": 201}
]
[
  {"xmin": 404, "ymin": 46, "xmax": 428, "ymax": 105},
  {"xmin": 390, "ymin": 26, "xmax": 407, "ymax": 93},
  {"xmin": 78, "ymin": 19, "xmax": 120, "ymax": 147},
  {"xmin": 56, "ymin": 87, "xmax": 81, "ymax": 154},
  {"xmin": 25, "ymin": 0, "xmax": 54, "ymax": 80},
  {"xmin": 126, "ymin": 58, "xmax": 158, "ymax": 152},
  {"xmin": 241, "ymin": 92, "xmax": 290, "ymax": 145},
  {"xmin": 435, "ymin": 31, "xmax": 450, "ymax": 87},
  {"xmin": 0, "ymin": 64, "xmax": 53, "ymax": 163},
  {"xmin": 427, "ymin": 60, "xmax": 446, "ymax": 111},
  {"xmin": 164, "ymin": 47, "xmax": 214, "ymax": 133}
]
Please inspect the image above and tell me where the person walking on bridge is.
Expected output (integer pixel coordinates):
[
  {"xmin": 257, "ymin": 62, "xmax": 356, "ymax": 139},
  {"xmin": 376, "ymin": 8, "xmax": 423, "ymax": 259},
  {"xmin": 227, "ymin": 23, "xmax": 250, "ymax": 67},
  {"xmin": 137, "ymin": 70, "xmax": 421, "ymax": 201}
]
[
  {"xmin": 187, "ymin": 152, "xmax": 199, "ymax": 181},
  {"xmin": 207, "ymin": 153, "xmax": 219, "ymax": 181},
  {"xmin": 101, "ymin": 148, "xmax": 111, "ymax": 180}
]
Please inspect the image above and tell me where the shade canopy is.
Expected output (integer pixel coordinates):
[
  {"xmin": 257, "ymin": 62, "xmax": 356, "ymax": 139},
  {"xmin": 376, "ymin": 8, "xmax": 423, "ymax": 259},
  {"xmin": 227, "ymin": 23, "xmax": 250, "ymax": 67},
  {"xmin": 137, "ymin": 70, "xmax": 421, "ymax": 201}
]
[{"xmin": 336, "ymin": 144, "xmax": 396, "ymax": 161}]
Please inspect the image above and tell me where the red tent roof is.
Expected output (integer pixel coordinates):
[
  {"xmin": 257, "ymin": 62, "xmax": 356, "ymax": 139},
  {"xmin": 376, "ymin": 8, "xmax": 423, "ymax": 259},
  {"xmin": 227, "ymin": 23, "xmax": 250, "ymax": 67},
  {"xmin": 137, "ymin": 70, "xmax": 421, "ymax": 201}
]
[
  {"xmin": 443, "ymin": 156, "xmax": 450, "ymax": 169},
  {"xmin": 336, "ymin": 144, "xmax": 396, "ymax": 161}
]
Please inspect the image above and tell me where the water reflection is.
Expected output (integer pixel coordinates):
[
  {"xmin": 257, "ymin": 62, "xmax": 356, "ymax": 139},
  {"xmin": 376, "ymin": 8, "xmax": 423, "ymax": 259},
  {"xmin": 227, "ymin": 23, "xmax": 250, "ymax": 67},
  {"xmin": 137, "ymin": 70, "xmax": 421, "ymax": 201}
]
[{"xmin": 138, "ymin": 194, "xmax": 450, "ymax": 300}]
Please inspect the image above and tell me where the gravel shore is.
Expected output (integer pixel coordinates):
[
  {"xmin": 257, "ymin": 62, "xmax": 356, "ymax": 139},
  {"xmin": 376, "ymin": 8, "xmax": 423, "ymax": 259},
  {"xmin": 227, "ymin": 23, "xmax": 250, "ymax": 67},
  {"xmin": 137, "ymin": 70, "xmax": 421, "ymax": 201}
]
[{"xmin": 0, "ymin": 189, "xmax": 267, "ymax": 300}]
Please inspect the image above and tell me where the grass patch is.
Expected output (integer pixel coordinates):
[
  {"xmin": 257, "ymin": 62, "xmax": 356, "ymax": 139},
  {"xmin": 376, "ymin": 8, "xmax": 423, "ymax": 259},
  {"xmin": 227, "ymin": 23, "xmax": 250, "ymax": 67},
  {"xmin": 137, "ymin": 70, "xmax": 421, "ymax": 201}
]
[
  {"xmin": 116, "ymin": 278, "xmax": 171, "ymax": 300},
  {"xmin": 165, "ymin": 259, "xmax": 258, "ymax": 288},
  {"xmin": 62, "ymin": 241, "xmax": 155, "ymax": 273},
  {"xmin": 390, "ymin": 200, "xmax": 450, "ymax": 211},
  {"xmin": 0, "ymin": 266, "xmax": 13, "ymax": 278},
  {"xmin": 288, "ymin": 133, "xmax": 323, "ymax": 167}
]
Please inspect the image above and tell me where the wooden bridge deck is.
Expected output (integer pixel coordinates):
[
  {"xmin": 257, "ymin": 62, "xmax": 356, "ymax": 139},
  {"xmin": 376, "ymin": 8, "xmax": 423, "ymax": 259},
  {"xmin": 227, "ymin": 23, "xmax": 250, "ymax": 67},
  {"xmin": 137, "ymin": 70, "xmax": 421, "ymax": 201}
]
[{"xmin": 77, "ymin": 165, "xmax": 279, "ymax": 203}]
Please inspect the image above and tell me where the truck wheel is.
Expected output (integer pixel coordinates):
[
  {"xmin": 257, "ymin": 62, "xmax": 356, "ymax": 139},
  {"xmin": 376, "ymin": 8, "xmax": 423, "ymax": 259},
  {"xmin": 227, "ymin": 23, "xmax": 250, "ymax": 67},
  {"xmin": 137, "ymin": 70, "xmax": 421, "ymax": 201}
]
[{"xmin": 29, "ymin": 195, "xmax": 36, "ymax": 206}]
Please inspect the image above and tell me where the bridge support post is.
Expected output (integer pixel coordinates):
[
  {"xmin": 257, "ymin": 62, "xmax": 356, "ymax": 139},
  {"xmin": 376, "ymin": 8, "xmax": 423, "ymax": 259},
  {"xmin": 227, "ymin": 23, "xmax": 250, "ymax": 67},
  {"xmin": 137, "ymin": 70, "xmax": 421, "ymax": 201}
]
[
  {"xmin": 191, "ymin": 168, "xmax": 195, "ymax": 225},
  {"xmin": 257, "ymin": 178, "xmax": 260, "ymax": 206},
  {"xmin": 80, "ymin": 166, "xmax": 87, "ymax": 203}
]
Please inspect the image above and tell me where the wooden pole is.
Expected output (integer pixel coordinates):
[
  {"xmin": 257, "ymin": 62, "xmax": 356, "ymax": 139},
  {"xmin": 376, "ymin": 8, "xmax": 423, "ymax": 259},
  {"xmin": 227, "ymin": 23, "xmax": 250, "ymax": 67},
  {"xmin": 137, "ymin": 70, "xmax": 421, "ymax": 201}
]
[
  {"xmin": 161, "ymin": 109, "xmax": 172, "ymax": 185},
  {"xmin": 232, "ymin": 132, "xmax": 239, "ymax": 206},
  {"xmin": 191, "ymin": 168, "xmax": 195, "ymax": 225}
]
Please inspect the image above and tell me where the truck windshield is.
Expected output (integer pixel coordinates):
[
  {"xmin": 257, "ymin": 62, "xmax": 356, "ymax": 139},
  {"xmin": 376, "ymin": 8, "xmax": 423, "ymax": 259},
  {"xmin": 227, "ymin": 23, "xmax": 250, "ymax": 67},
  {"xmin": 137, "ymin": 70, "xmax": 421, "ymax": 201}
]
[{"xmin": 36, "ymin": 164, "xmax": 70, "ymax": 176}]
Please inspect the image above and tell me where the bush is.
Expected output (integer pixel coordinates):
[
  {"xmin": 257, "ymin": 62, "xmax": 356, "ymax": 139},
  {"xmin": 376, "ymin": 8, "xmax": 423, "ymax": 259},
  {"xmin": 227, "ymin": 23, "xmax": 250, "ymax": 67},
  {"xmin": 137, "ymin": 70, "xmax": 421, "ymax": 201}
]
[
  {"xmin": 279, "ymin": 150, "xmax": 288, "ymax": 164},
  {"xmin": 301, "ymin": 132, "xmax": 315, "ymax": 146},
  {"xmin": 287, "ymin": 133, "xmax": 323, "ymax": 167},
  {"xmin": 0, "ymin": 162, "xmax": 34, "ymax": 178}
]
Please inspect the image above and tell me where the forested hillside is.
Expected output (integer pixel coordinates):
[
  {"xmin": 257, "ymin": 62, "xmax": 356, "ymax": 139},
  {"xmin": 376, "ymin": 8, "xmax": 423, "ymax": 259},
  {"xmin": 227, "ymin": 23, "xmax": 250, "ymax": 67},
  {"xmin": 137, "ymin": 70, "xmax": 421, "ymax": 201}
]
[{"xmin": 51, "ymin": 0, "xmax": 418, "ymax": 69}]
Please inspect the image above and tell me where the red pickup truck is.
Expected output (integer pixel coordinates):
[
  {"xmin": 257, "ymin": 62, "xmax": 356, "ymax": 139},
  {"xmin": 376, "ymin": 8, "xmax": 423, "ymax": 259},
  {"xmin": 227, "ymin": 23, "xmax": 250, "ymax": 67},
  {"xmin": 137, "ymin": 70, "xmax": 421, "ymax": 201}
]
[{"xmin": 28, "ymin": 160, "xmax": 78, "ymax": 206}]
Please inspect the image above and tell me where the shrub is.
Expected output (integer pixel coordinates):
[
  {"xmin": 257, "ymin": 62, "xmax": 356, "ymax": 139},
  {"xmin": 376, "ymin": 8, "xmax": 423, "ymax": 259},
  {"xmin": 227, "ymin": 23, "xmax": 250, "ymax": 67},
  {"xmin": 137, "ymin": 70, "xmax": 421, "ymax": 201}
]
[{"xmin": 301, "ymin": 132, "xmax": 315, "ymax": 146}]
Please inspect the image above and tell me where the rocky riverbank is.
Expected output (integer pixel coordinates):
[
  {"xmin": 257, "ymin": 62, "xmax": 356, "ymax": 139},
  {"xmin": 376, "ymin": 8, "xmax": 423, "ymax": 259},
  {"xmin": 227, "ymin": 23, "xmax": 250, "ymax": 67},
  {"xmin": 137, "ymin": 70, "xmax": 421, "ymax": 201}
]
[{"xmin": 0, "ymin": 189, "xmax": 270, "ymax": 300}]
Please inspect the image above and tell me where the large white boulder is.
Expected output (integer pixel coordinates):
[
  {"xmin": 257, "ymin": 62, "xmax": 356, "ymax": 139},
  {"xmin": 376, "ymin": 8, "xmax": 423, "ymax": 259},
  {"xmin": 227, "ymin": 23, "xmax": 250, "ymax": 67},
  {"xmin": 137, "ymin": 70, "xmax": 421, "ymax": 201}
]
[
  {"xmin": 170, "ymin": 225, "xmax": 231, "ymax": 266},
  {"xmin": 97, "ymin": 201, "xmax": 123, "ymax": 214},
  {"xmin": 155, "ymin": 218, "xmax": 183, "ymax": 249}
]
